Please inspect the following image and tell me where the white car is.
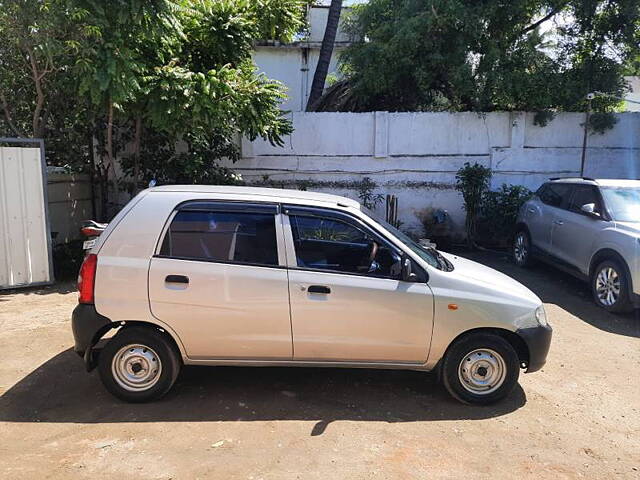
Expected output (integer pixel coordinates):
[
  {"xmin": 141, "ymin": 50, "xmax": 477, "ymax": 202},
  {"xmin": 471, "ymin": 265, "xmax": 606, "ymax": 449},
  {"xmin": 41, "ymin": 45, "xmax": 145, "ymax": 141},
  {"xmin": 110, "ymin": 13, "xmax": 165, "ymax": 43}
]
[{"xmin": 72, "ymin": 186, "xmax": 551, "ymax": 404}]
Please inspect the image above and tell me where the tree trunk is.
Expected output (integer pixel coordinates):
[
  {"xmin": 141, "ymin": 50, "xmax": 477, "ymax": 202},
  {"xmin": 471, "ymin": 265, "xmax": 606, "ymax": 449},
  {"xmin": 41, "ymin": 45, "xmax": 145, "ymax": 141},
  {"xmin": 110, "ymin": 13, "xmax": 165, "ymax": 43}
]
[
  {"xmin": 27, "ymin": 48, "xmax": 48, "ymax": 138},
  {"xmin": 132, "ymin": 116, "xmax": 142, "ymax": 196},
  {"xmin": 306, "ymin": 0, "xmax": 343, "ymax": 111},
  {"xmin": 105, "ymin": 99, "xmax": 120, "ymax": 215}
]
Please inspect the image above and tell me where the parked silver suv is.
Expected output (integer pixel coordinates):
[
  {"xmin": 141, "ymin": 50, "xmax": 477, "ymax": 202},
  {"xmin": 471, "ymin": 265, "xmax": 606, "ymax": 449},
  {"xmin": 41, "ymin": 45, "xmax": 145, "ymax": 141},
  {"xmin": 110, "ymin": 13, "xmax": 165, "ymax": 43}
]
[{"xmin": 514, "ymin": 178, "xmax": 640, "ymax": 312}]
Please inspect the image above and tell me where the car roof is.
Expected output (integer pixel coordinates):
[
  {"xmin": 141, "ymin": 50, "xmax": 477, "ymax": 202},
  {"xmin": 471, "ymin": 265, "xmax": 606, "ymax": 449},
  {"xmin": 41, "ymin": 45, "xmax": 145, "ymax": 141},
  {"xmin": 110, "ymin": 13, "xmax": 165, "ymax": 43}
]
[
  {"xmin": 147, "ymin": 185, "xmax": 362, "ymax": 208},
  {"xmin": 548, "ymin": 178, "xmax": 640, "ymax": 187}
]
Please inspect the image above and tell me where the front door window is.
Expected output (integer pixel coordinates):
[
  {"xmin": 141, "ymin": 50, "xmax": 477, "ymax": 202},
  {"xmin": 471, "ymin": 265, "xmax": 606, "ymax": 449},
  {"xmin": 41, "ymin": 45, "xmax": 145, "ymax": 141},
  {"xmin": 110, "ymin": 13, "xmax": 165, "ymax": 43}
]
[{"xmin": 289, "ymin": 214, "xmax": 400, "ymax": 278}]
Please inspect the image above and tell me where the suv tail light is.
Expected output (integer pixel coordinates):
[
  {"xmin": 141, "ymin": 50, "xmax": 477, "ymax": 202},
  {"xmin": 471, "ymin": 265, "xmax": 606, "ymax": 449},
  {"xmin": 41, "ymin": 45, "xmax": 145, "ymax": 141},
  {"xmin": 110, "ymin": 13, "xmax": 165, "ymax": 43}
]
[{"xmin": 78, "ymin": 254, "xmax": 97, "ymax": 304}]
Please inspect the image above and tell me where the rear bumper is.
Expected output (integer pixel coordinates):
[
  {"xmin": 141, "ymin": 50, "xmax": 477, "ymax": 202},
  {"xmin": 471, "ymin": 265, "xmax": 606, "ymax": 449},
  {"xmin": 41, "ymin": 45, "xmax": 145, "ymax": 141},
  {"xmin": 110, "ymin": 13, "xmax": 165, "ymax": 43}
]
[
  {"xmin": 516, "ymin": 324, "xmax": 553, "ymax": 373},
  {"xmin": 71, "ymin": 304, "xmax": 112, "ymax": 369}
]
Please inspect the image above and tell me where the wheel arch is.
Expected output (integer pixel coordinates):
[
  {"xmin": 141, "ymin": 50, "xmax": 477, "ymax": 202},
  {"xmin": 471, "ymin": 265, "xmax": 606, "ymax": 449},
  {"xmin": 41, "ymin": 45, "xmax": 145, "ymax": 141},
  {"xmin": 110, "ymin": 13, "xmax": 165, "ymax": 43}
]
[
  {"xmin": 440, "ymin": 327, "xmax": 530, "ymax": 372},
  {"xmin": 88, "ymin": 320, "xmax": 184, "ymax": 371},
  {"xmin": 589, "ymin": 248, "xmax": 634, "ymax": 294}
]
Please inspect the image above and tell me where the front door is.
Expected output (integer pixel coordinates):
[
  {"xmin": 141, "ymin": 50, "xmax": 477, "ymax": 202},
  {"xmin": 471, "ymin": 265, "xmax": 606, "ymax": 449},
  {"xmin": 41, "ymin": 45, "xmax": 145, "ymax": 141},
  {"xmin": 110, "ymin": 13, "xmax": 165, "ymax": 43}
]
[
  {"xmin": 551, "ymin": 184, "xmax": 607, "ymax": 272},
  {"xmin": 148, "ymin": 202, "xmax": 292, "ymax": 360},
  {"xmin": 284, "ymin": 207, "xmax": 434, "ymax": 363}
]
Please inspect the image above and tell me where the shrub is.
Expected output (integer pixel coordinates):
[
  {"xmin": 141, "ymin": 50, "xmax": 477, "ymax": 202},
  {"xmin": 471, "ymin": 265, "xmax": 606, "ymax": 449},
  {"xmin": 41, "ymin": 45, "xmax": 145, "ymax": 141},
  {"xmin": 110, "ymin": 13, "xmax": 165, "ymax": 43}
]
[
  {"xmin": 455, "ymin": 162, "xmax": 492, "ymax": 249},
  {"xmin": 479, "ymin": 184, "xmax": 532, "ymax": 246}
]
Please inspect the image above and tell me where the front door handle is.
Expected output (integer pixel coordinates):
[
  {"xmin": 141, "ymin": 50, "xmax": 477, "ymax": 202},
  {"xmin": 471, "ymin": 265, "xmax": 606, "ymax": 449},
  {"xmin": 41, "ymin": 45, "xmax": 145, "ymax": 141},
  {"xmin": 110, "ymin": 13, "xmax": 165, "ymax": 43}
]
[
  {"xmin": 165, "ymin": 274, "xmax": 189, "ymax": 284},
  {"xmin": 553, "ymin": 220, "xmax": 564, "ymax": 226},
  {"xmin": 308, "ymin": 285, "xmax": 331, "ymax": 294}
]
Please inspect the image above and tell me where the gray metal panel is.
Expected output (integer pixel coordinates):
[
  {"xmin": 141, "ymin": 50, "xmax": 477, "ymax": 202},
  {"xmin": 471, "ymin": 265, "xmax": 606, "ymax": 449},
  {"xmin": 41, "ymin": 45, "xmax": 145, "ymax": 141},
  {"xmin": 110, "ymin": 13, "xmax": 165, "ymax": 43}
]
[{"xmin": 0, "ymin": 138, "xmax": 53, "ymax": 289}]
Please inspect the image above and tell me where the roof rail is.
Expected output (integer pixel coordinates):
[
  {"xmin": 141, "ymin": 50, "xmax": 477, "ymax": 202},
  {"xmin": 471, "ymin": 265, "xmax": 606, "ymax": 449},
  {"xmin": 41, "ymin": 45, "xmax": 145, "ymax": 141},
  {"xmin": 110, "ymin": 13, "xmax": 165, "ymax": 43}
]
[{"xmin": 549, "ymin": 176, "xmax": 596, "ymax": 181}]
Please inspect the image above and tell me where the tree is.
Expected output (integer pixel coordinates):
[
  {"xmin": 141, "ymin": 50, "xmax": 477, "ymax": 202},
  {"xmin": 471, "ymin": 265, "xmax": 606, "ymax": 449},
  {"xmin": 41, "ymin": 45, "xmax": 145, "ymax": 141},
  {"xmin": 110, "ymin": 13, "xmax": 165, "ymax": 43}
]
[
  {"xmin": 72, "ymin": 0, "xmax": 304, "ymax": 216},
  {"xmin": 324, "ymin": 0, "xmax": 640, "ymax": 115},
  {"xmin": 0, "ymin": 0, "xmax": 87, "ymax": 139},
  {"xmin": 306, "ymin": 0, "xmax": 343, "ymax": 111}
]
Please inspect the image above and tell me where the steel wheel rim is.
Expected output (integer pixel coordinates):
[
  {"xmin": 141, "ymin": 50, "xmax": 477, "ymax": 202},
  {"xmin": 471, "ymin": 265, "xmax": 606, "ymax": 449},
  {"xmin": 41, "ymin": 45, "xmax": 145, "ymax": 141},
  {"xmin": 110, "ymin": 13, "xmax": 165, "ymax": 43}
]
[
  {"xmin": 458, "ymin": 348, "xmax": 507, "ymax": 395},
  {"xmin": 111, "ymin": 344, "xmax": 162, "ymax": 392},
  {"xmin": 514, "ymin": 234, "xmax": 527, "ymax": 264},
  {"xmin": 595, "ymin": 267, "xmax": 620, "ymax": 306}
]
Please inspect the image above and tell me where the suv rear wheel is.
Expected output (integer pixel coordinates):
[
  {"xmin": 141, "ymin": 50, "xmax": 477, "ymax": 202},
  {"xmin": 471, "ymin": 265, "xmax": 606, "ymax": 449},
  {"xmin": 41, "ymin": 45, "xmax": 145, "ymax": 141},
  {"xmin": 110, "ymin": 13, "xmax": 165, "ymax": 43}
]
[
  {"xmin": 513, "ymin": 230, "xmax": 533, "ymax": 267},
  {"xmin": 442, "ymin": 333, "xmax": 520, "ymax": 405},
  {"xmin": 591, "ymin": 260, "xmax": 633, "ymax": 313},
  {"xmin": 98, "ymin": 326, "xmax": 181, "ymax": 402}
]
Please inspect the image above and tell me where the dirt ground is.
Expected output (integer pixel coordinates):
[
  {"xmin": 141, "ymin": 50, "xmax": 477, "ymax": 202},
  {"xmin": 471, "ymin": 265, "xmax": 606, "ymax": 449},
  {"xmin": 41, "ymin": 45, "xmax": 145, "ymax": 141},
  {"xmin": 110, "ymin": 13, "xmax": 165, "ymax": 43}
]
[{"xmin": 0, "ymin": 251, "xmax": 638, "ymax": 480}]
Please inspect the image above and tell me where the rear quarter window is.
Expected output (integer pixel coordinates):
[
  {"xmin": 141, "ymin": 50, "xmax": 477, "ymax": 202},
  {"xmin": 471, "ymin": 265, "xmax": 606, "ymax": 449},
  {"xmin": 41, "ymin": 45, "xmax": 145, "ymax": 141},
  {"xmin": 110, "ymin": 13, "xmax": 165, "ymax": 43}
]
[
  {"xmin": 539, "ymin": 183, "xmax": 572, "ymax": 209},
  {"xmin": 160, "ymin": 210, "xmax": 278, "ymax": 266}
]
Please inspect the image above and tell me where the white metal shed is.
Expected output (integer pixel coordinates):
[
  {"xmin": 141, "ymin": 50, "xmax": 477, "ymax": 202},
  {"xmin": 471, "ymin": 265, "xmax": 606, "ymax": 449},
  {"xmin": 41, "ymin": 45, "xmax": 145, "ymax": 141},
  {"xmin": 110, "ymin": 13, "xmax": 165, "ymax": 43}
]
[{"xmin": 0, "ymin": 138, "xmax": 53, "ymax": 289}]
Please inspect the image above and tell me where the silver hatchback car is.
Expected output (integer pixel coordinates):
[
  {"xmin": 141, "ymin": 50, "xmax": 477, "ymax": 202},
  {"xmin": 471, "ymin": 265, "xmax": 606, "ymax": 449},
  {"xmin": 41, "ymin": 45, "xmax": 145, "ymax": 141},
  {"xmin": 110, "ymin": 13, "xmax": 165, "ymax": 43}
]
[
  {"xmin": 514, "ymin": 178, "xmax": 640, "ymax": 312},
  {"xmin": 73, "ymin": 186, "xmax": 551, "ymax": 404}
]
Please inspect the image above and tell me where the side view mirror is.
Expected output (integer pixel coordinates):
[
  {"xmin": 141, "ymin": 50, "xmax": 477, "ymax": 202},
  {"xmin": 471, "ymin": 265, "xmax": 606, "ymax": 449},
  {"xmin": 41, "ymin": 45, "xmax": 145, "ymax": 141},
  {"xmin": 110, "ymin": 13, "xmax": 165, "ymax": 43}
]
[
  {"xmin": 401, "ymin": 257, "xmax": 418, "ymax": 282},
  {"xmin": 580, "ymin": 203, "xmax": 601, "ymax": 218}
]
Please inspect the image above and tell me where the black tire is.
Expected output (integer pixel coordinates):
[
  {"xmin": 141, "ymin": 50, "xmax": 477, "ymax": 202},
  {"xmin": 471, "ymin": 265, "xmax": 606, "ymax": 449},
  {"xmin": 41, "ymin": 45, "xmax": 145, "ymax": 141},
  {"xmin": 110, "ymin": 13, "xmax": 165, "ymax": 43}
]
[
  {"xmin": 591, "ymin": 259, "xmax": 633, "ymax": 313},
  {"xmin": 98, "ymin": 326, "xmax": 181, "ymax": 403},
  {"xmin": 442, "ymin": 333, "xmax": 520, "ymax": 405},
  {"xmin": 513, "ymin": 229, "xmax": 533, "ymax": 267}
]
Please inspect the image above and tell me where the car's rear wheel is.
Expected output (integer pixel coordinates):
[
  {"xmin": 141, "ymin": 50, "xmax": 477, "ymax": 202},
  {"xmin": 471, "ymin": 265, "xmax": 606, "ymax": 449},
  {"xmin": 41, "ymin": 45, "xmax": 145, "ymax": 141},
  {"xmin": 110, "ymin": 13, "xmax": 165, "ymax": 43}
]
[
  {"xmin": 98, "ymin": 326, "xmax": 181, "ymax": 402},
  {"xmin": 591, "ymin": 260, "xmax": 633, "ymax": 313},
  {"xmin": 513, "ymin": 230, "xmax": 533, "ymax": 267},
  {"xmin": 442, "ymin": 333, "xmax": 520, "ymax": 405}
]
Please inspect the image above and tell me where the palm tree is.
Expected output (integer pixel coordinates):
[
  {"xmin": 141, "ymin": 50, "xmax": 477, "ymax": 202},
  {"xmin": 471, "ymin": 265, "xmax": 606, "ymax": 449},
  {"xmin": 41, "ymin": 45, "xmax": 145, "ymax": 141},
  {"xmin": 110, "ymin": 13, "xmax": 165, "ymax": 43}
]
[{"xmin": 306, "ymin": 0, "xmax": 343, "ymax": 111}]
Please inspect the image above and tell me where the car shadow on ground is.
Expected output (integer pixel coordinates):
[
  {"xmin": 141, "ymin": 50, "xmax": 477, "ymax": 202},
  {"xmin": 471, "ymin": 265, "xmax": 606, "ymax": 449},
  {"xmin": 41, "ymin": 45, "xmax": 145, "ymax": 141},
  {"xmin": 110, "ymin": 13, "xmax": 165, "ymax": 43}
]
[
  {"xmin": 0, "ymin": 349, "xmax": 526, "ymax": 435},
  {"xmin": 459, "ymin": 250, "xmax": 639, "ymax": 338}
]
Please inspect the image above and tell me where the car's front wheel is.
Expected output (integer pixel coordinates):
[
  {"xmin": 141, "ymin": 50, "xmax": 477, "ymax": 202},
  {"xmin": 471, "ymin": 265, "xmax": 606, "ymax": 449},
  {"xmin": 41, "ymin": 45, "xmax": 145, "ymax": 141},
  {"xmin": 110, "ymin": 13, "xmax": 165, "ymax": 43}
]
[
  {"xmin": 98, "ymin": 326, "xmax": 181, "ymax": 402},
  {"xmin": 591, "ymin": 260, "xmax": 633, "ymax": 313},
  {"xmin": 442, "ymin": 333, "xmax": 520, "ymax": 405}
]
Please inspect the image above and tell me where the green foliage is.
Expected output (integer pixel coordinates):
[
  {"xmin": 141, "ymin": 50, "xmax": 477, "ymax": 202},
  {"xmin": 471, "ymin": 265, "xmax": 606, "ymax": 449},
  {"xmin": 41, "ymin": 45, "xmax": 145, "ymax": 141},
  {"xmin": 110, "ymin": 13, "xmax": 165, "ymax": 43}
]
[
  {"xmin": 357, "ymin": 176, "xmax": 384, "ymax": 210},
  {"xmin": 480, "ymin": 184, "xmax": 533, "ymax": 245},
  {"xmin": 588, "ymin": 111, "xmax": 619, "ymax": 134},
  {"xmin": 1, "ymin": 0, "xmax": 306, "ymax": 218},
  {"xmin": 455, "ymin": 162, "xmax": 492, "ymax": 248},
  {"xmin": 533, "ymin": 110, "xmax": 556, "ymax": 127},
  {"xmin": 119, "ymin": 130, "xmax": 243, "ymax": 188},
  {"xmin": 333, "ymin": 0, "xmax": 640, "ymax": 114}
]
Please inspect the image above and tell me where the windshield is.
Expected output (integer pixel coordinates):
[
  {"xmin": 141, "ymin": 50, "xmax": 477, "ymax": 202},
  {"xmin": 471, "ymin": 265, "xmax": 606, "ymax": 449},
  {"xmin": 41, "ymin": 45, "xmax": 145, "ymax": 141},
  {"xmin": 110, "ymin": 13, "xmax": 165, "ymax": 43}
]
[
  {"xmin": 361, "ymin": 207, "xmax": 451, "ymax": 271},
  {"xmin": 600, "ymin": 186, "xmax": 640, "ymax": 222}
]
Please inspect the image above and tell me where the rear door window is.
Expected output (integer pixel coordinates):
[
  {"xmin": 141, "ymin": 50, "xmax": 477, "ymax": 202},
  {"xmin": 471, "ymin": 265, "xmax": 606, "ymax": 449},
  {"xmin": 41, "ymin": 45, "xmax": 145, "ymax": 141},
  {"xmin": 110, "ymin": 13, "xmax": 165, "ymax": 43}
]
[
  {"xmin": 539, "ymin": 183, "xmax": 572, "ymax": 209},
  {"xmin": 160, "ymin": 209, "xmax": 279, "ymax": 266}
]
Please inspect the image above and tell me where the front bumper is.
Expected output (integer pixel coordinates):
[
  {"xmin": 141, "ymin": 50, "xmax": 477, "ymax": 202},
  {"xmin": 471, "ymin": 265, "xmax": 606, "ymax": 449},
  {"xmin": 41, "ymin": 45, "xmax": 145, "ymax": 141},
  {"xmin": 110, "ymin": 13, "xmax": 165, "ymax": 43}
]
[
  {"xmin": 516, "ymin": 324, "xmax": 553, "ymax": 373},
  {"xmin": 71, "ymin": 303, "xmax": 112, "ymax": 370}
]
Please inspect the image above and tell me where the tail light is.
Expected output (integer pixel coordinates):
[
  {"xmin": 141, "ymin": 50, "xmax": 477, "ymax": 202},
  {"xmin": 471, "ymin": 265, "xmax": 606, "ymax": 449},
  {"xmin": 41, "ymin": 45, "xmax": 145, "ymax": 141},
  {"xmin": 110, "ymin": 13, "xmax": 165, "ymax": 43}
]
[
  {"xmin": 78, "ymin": 254, "xmax": 98, "ymax": 304},
  {"xmin": 80, "ymin": 226, "xmax": 104, "ymax": 237}
]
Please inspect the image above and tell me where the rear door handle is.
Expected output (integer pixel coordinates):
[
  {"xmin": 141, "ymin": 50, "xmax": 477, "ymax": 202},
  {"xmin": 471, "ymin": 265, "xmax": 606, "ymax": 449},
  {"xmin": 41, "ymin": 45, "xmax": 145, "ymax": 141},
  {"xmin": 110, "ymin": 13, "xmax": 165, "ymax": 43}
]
[
  {"xmin": 308, "ymin": 285, "xmax": 331, "ymax": 294},
  {"xmin": 165, "ymin": 274, "xmax": 189, "ymax": 284},
  {"xmin": 553, "ymin": 220, "xmax": 564, "ymax": 225}
]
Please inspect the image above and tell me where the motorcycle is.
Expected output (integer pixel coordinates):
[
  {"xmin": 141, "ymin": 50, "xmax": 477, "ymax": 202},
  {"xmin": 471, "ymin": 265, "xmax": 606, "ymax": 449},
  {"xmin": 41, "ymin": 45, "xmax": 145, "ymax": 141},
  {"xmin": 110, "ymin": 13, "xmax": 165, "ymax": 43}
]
[{"xmin": 80, "ymin": 220, "xmax": 107, "ymax": 256}]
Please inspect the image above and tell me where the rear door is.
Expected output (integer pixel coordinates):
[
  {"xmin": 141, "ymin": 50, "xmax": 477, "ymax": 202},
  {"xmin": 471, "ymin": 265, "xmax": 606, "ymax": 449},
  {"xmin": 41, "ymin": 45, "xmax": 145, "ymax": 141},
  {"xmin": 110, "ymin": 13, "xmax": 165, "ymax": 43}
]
[
  {"xmin": 148, "ymin": 202, "xmax": 292, "ymax": 360},
  {"xmin": 530, "ymin": 183, "xmax": 572, "ymax": 253},
  {"xmin": 284, "ymin": 206, "xmax": 433, "ymax": 364}
]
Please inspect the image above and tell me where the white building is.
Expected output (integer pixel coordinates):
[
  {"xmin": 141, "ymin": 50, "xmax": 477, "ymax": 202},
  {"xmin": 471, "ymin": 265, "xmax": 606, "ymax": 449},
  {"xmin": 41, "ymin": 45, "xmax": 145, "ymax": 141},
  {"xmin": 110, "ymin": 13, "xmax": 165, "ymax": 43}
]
[
  {"xmin": 253, "ymin": 1, "xmax": 361, "ymax": 112},
  {"xmin": 624, "ymin": 76, "xmax": 640, "ymax": 112}
]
